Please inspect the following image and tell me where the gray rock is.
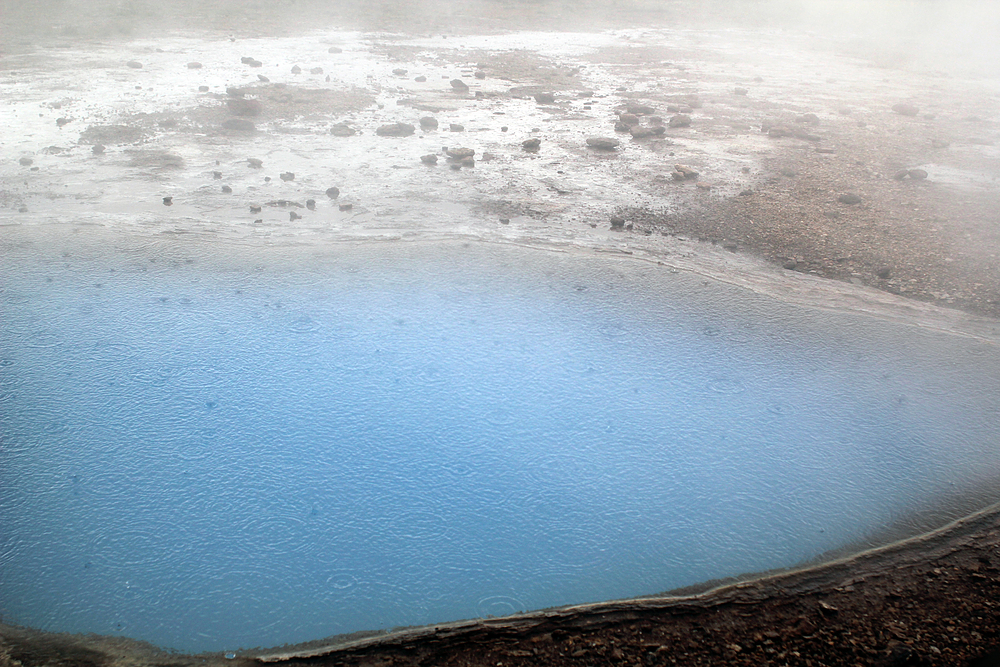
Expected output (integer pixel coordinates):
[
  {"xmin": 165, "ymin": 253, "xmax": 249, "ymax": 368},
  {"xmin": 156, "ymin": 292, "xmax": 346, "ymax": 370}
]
[
  {"xmin": 222, "ymin": 185, "xmax": 232, "ymax": 193},
  {"xmin": 618, "ymin": 113, "xmax": 640, "ymax": 127},
  {"xmin": 291, "ymin": 65, "xmax": 302, "ymax": 74},
  {"xmin": 127, "ymin": 60, "xmax": 143, "ymax": 69},
  {"xmin": 522, "ymin": 137, "xmax": 541, "ymax": 151},
  {"xmin": 674, "ymin": 164, "xmax": 699, "ymax": 180},
  {"xmin": 339, "ymin": 203, "xmax": 353, "ymax": 211},
  {"xmin": 475, "ymin": 70, "xmax": 486, "ymax": 79},
  {"xmin": 626, "ymin": 103, "xmax": 656, "ymax": 115},
  {"xmin": 306, "ymin": 199, "xmax": 316, "ymax": 210},
  {"xmin": 449, "ymin": 123, "xmax": 465, "ymax": 132},
  {"xmin": 326, "ymin": 187, "xmax": 340, "ymax": 198},
  {"xmin": 420, "ymin": 154, "xmax": 438, "ymax": 164},
  {"xmin": 330, "ymin": 123, "xmax": 356, "ymax": 136},
  {"xmin": 419, "ymin": 116, "xmax": 438, "ymax": 130},
  {"xmin": 415, "ymin": 75, "xmax": 427, "ymax": 82},
  {"xmin": 227, "ymin": 98, "xmax": 262, "ymax": 117},
  {"xmin": 18, "ymin": 157, "xmax": 33, "ymax": 166},
  {"xmin": 258, "ymin": 75, "xmax": 269, "ymax": 82},
  {"xmin": 241, "ymin": 57, "xmax": 255, "ymax": 64},
  {"xmin": 446, "ymin": 147, "xmax": 475, "ymax": 159},
  {"xmin": 198, "ymin": 85, "xmax": 210, "ymax": 92},
  {"xmin": 796, "ymin": 113, "xmax": 820, "ymax": 124},
  {"xmin": 734, "ymin": 87, "xmax": 748, "ymax": 96},
  {"xmin": 533, "ymin": 92, "xmax": 555, "ymax": 104},
  {"xmin": 92, "ymin": 144, "xmax": 106, "ymax": 154},
  {"xmin": 222, "ymin": 118, "xmax": 255, "ymax": 132},
  {"xmin": 247, "ymin": 158, "xmax": 263, "ymax": 168},
  {"xmin": 392, "ymin": 68, "xmax": 408, "ymax": 76},
  {"xmin": 187, "ymin": 61, "xmax": 202, "ymax": 69},
  {"xmin": 280, "ymin": 172, "xmax": 294, "ymax": 182},
  {"xmin": 162, "ymin": 197, "xmax": 172, "ymax": 206},
  {"xmin": 610, "ymin": 215, "xmax": 625, "ymax": 229},
  {"xmin": 213, "ymin": 171, "xmax": 222, "ymax": 179},
  {"xmin": 908, "ymin": 168, "xmax": 928, "ymax": 180},
  {"xmin": 248, "ymin": 60, "xmax": 262, "ymax": 68},
  {"xmin": 614, "ymin": 121, "xmax": 631, "ymax": 132},
  {"xmin": 586, "ymin": 136, "xmax": 620, "ymax": 150},
  {"xmin": 310, "ymin": 67, "xmax": 323, "ymax": 74},
  {"xmin": 328, "ymin": 46, "xmax": 343, "ymax": 53},
  {"xmin": 450, "ymin": 79, "xmax": 469, "ymax": 92},
  {"xmin": 375, "ymin": 122, "xmax": 415, "ymax": 137},
  {"xmin": 669, "ymin": 114, "xmax": 692, "ymax": 128},
  {"xmin": 289, "ymin": 211, "xmax": 301, "ymax": 221}
]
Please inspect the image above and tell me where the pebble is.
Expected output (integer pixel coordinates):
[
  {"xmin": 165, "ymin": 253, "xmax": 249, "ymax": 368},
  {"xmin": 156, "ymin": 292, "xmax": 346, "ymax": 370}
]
[
  {"xmin": 420, "ymin": 154, "xmax": 438, "ymax": 164},
  {"xmin": 18, "ymin": 157, "xmax": 33, "ymax": 166},
  {"xmin": 415, "ymin": 76, "xmax": 427, "ymax": 82},
  {"xmin": 56, "ymin": 117, "xmax": 71, "ymax": 127},
  {"xmin": 162, "ymin": 196, "xmax": 172, "ymax": 206},
  {"xmin": 328, "ymin": 47, "xmax": 343, "ymax": 53},
  {"xmin": 734, "ymin": 87, "xmax": 748, "ymax": 96},
  {"xmin": 250, "ymin": 205, "xmax": 262, "ymax": 213},
  {"xmin": 626, "ymin": 103, "xmax": 656, "ymax": 115},
  {"xmin": 339, "ymin": 203, "xmax": 353, "ymax": 211},
  {"xmin": 92, "ymin": 144, "xmax": 106, "ymax": 154},
  {"xmin": 247, "ymin": 158, "xmax": 263, "ymax": 168},
  {"xmin": 187, "ymin": 62, "xmax": 202, "ymax": 69},
  {"xmin": 330, "ymin": 123, "xmax": 356, "ymax": 136},
  {"xmin": 247, "ymin": 60, "xmax": 263, "ymax": 68},
  {"xmin": 534, "ymin": 92, "xmax": 556, "ymax": 104},
  {"xmin": 280, "ymin": 172, "xmax": 294, "ymax": 182},
  {"xmin": 838, "ymin": 193, "xmax": 863, "ymax": 205},
  {"xmin": 240, "ymin": 57, "xmax": 255, "ymax": 64},
  {"xmin": 375, "ymin": 122, "xmax": 415, "ymax": 136},
  {"xmin": 258, "ymin": 75, "xmax": 269, "ymax": 82},
  {"xmin": 127, "ymin": 60, "xmax": 143, "ymax": 69},
  {"xmin": 451, "ymin": 79, "xmax": 469, "ymax": 92},
  {"xmin": 586, "ymin": 136, "xmax": 620, "ymax": 150},
  {"xmin": 310, "ymin": 67, "xmax": 323, "ymax": 74},
  {"xmin": 610, "ymin": 215, "xmax": 625, "ymax": 229},
  {"xmin": 522, "ymin": 138, "xmax": 541, "ymax": 151},
  {"xmin": 291, "ymin": 65, "xmax": 302, "ymax": 74},
  {"xmin": 475, "ymin": 70, "xmax": 486, "ymax": 79},
  {"xmin": 326, "ymin": 187, "xmax": 340, "ymax": 198},
  {"xmin": 674, "ymin": 165, "xmax": 699, "ymax": 180},
  {"xmin": 306, "ymin": 199, "xmax": 316, "ymax": 210},
  {"xmin": 213, "ymin": 171, "xmax": 222, "ymax": 179},
  {"xmin": 446, "ymin": 147, "xmax": 475, "ymax": 160},
  {"xmin": 289, "ymin": 211, "xmax": 301, "ymax": 221},
  {"xmin": 392, "ymin": 68, "xmax": 408, "ymax": 76},
  {"xmin": 668, "ymin": 114, "xmax": 692, "ymax": 128},
  {"xmin": 221, "ymin": 185, "xmax": 232, "ymax": 193},
  {"xmin": 449, "ymin": 123, "xmax": 465, "ymax": 132},
  {"xmin": 198, "ymin": 85, "xmax": 210, "ymax": 92},
  {"xmin": 419, "ymin": 117, "xmax": 439, "ymax": 130},
  {"xmin": 618, "ymin": 113, "xmax": 640, "ymax": 127}
]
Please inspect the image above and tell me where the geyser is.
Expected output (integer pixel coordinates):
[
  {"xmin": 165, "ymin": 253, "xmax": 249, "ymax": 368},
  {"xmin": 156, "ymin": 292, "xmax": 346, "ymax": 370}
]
[{"xmin": 3, "ymin": 227, "xmax": 1000, "ymax": 654}]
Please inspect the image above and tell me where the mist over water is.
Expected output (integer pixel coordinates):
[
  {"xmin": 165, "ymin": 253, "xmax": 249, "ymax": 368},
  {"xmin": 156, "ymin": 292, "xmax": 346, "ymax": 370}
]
[{"xmin": 3, "ymin": 232, "xmax": 1000, "ymax": 652}]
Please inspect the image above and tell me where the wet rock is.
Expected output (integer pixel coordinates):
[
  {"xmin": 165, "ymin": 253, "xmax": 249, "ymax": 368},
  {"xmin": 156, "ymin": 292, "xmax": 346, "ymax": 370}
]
[
  {"xmin": 339, "ymin": 203, "xmax": 353, "ymax": 211},
  {"xmin": 734, "ymin": 87, "xmax": 748, "ymax": 96},
  {"xmin": 668, "ymin": 114, "xmax": 692, "ymax": 128},
  {"xmin": 56, "ymin": 117, "xmax": 71, "ymax": 127},
  {"xmin": 92, "ymin": 144, "xmax": 106, "ymax": 154},
  {"xmin": 796, "ymin": 113, "xmax": 820, "ymax": 124},
  {"xmin": 419, "ymin": 116, "xmax": 438, "ymax": 130},
  {"xmin": 449, "ymin": 123, "xmax": 465, "ymax": 132},
  {"xmin": 247, "ymin": 158, "xmax": 263, "ymax": 168},
  {"xmin": 450, "ymin": 79, "xmax": 469, "ymax": 92},
  {"xmin": 629, "ymin": 125, "xmax": 664, "ymax": 138},
  {"xmin": 475, "ymin": 70, "xmax": 486, "ymax": 79},
  {"xmin": 222, "ymin": 118, "xmax": 255, "ymax": 132},
  {"xmin": 222, "ymin": 185, "xmax": 232, "ymax": 193},
  {"xmin": 213, "ymin": 171, "xmax": 222, "ymax": 179},
  {"xmin": 306, "ymin": 199, "xmax": 316, "ymax": 210},
  {"xmin": 626, "ymin": 103, "xmax": 656, "ymax": 115},
  {"xmin": 446, "ymin": 147, "xmax": 475, "ymax": 160},
  {"xmin": 162, "ymin": 196, "xmax": 172, "ymax": 206},
  {"xmin": 198, "ymin": 85, "xmax": 210, "ymax": 92},
  {"xmin": 534, "ymin": 92, "xmax": 556, "ymax": 104},
  {"xmin": 18, "ymin": 157, "xmax": 33, "ymax": 166},
  {"xmin": 673, "ymin": 164, "xmax": 699, "ymax": 180},
  {"xmin": 291, "ymin": 65, "xmax": 302, "ymax": 74},
  {"xmin": 877, "ymin": 267, "xmax": 892, "ymax": 279},
  {"xmin": 420, "ymin": 154, "xmax": 438, "ymax": 164},
  {"xmin": 227, "ymin": 98, "xmax": 262, "ymax": 116},
  {"xmin": 414, "ymin": 75, "xmax": 427, "ymax": 82},
  {"xmin": 892, "ymin": 103, "xmax": 920, "ymax": 116},
  {"xmin": 258, "ymin": 74, "xmax": 269, "ymax": 82},
  {"xmin": 289, "ymin": 211, "xmax": 301, "ymax": 221},
  {"xmin": 838, "ymin": 193, "xmax": 863, "ymax": 205},
  {"xmin": 375, "ymin": 122, "xmax": 415, "ymax": 136},
  {"xmin": 328, "ymin": 46, "xmax": 343, "ymax": 53},
  {"xmin": 586, "ymin": 136, "xmax": 619, "ymax": 150},
  {"xmin": 330, "ymin": 123, "xmax": 356, "ymax": 136},
  {"xmin": 126, "ymin": 60, "xmax": 143, "ymax": 69},
  {"xmin": 326, "ymin": 186, "xmax": 340, "ymax": 198},
  {"xmin": 784, "ymin": 260, "xmax": 798, "ymax": 270},
  {"xmin": 610, "ymin": 215, "xmax": 625, "ymax": 229},
  {"xmin": 187, "ymin": 61, "xmax": 202, "ymax": 69},
  {"xmin": 461, "ymin": 156, "xmax": 475, "ymax": 167},
  {"xmin": 522, "ymin": 138, "xmax": 541, "ymax": 152},
  {"xmin": 618, "ymin": 113, "xmax": 640, "ymax": 127},
  {"xmin": 908, "ymin": 168, "xmax": 928, "ymax": 180},
  {"xmin": 392, "ymin": 68, "xmax": 408, "ymax": 76},
  {"xmin": 280, "ymin": 172, "xmax": 294, "ymax": 182},
  {"xmin": 614, "ymin": 121, "xmax": 631, "ymax": 132}
]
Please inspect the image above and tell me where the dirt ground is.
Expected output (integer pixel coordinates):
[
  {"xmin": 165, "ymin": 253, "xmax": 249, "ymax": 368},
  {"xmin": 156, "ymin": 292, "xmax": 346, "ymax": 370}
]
[{"xmin": 2, "ymin": 1, "xmax": 1000, "ymax": 665}]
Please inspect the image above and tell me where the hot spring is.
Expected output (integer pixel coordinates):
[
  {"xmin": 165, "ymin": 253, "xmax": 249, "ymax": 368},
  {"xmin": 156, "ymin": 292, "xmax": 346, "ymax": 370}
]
[{"xmin": 3, "ymin": 226, "xmax": 1000, "ymax": 655}]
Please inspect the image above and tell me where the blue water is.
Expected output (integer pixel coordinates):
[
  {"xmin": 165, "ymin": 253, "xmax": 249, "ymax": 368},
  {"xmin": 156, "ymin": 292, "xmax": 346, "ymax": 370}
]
[{"xmin": 3, "ymin": 229, "xmax": 1000, "ymax": 653}]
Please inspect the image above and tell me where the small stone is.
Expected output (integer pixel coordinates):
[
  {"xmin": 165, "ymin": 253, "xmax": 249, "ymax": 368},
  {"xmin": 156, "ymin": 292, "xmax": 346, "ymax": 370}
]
[
  {"xmin": 626, "ymin": 103, "xmax": 656, "ymax": 115},
  {"xmin": 222, "ymin": 185, "xmax": 232, "ymax": 193},
  {"xmin": 838, "ymin": 193, "xmax": 863, "ymax": 205},
  {"xmin": 461, "ymin": 156, "xmax": 475, "ymax": 167},
  {"xmin": 500, "ymin": 126, "xmax": 508, "ymax": 132},
  {"xmin": 291, "ymin": 65, "xmax": 302, "ymax": 74},
  {"xmin": 419, "ymin": 117, "xmax": 438, "ymax": 130},
  {"xmin": 618, "ymin": 113, "xmax": 640, "ymax": 127},
  {"xmin": 280, "ymin": 172, "xmax": 294, "ymax": 182},
  {"xmin": 306, "ymin": 199, "xmax": 316, "ymax": 210},
  {"xmin": 187, "ymin": 61, "xmax": 202, "ymax": 69},
  {"xmin": 475, "ymin": 70, "xmax": 486, "ymax": 79},
  {"xmin": 586, "ymin": 136, "xmax": 619, "ymax": 150},
  {"xmin": 250, "ymin": 205, "xmax": 262, "ymax": 213},
  {"xmin": 780, "ymin": 167, "xmax": 797, "ymax": 177},
  {"xmin": 328, "ymin": 46, "xmax": 343, "ymax": 53},
  {"xmin": 522, "ymin": 138, "xmax": 541, "ymax": 151},
  {"xmin": 56, "ymin": 117, "xmax": 71, "ymax": 127},
  {"xmin": 92, "ymin": 144, "xmax": 106, "ymax": 154},
  {"xmin": 610, "ymin": 215, "xmax": 625, "ymax": 229},
  {"xmin": 227, "ymin": 98, "xmax": 262, "ymax": 116},
  {"xmin": 695, "ymin": 181, "xmax": 712, "ymax": 190},
  {"xmin": 614, "ymin": 121, "xmax": 631, "ymax": 132},
  {"xmin": 446, "ymin": 147, "xmax": 475, "ymax": 160},
  {"xmin": 908, "ymin": 168, "xmax": 928, "ymax": 180},
  {"xmin": 289, "ymin": 211, "xmax": 301, "ymax": 221},
  {"xmin": 329, "ymin": 123, "xmax": 356, "ymax": 136},
  {"xmin": 247, "ymin": 158, "xmax": 263, "ymax": 168},
  {"xmin": 534, "ymin": 92, "xmax": 555, "ymax": 104},
  {"xmin": 877, "ymin": 267, "xmax": 892, "ymax": 279},
  {"xmin": 734, "ymin": 87, "xmax": 748, "ymax": 96},
  {"xmin": 796, "ymin": 113, "xmax": 820, "ymax": 124},
  {"xmin": 18, "ymin": 157, "xmax": 33, "ymax": 166},
  {"xmin": 162, "ymin": 196, "xmax": 173, "ymax": 206},
  {"xmin": 240, "ymin": 57, "xmax": 255, "ymax": 64},
  {"xmin": 893, "ymin": 169, "xmax": 910, "ymax": 180},
  {"xmin": 326, "ymin": 187, "xmax": 340, "ymax": 198},
  {"xmin": 392, "ymin": 68, "xmax": 408, "ymax": 76},
  {"xmin": 258, "ymin": 74, "xmax": 269, "ymax": 82},
  {"xmin": 449, "ymin": 123, "xmax": 465, "ymax": 132},
  {"xmin": 127, "ymin": 60, "xmax": 143, "ymax": 69},
  {"xmin": 375, "ymin": 122, "xmax": 415, "ymax": 137},
  {"xmin": 674, "ymin": 164, "xmax": 699, "ymax": 179},
  {"xmin": 892, "ymin": 103, "xmax": 920, "ymax": 116},
  {"xmin": 480, "ymin": 152, "xmax": 496, "ymax": 162},
  {"xmin": 499, "ymin": 217, "xmax": 510, "ymax": 224},
  {"xmin": 248, "ymin": 60, "xmax": 262, "ymax": 67},
  {"xmin": 450, "ymin": 79, "xmax": 469, "ymax": 92},
  {"xmin": 450, "ymin": 163, "xmax": 462, "ymax": 170},
  {"xmin": 629, "ymin": 126, "xmax": 656, "ymax": 138},
  {"xmin": 198, "ymin": 85, "xmax": 210, "ymax": 92},
  {"xmin": 415, "ymin": 75, "xmax": 427, "ymax": 82},
  {"xmin": 668, "ymin": 114, "xmax": 692, "ymax": 128},
  {"xmin": 784, "ymin": 260, "xmax": 798, "ymax": 270},
  {"xmin": 339, "ymin": 203, "xmax": 353, "ymax": 211},
  {"xmin": 213, "ymin": 171, "xmax": 222, "ymax": 179},
  {"xmin": 420, "ymin": 154, "xmax": 438, "ymax": 164}
]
